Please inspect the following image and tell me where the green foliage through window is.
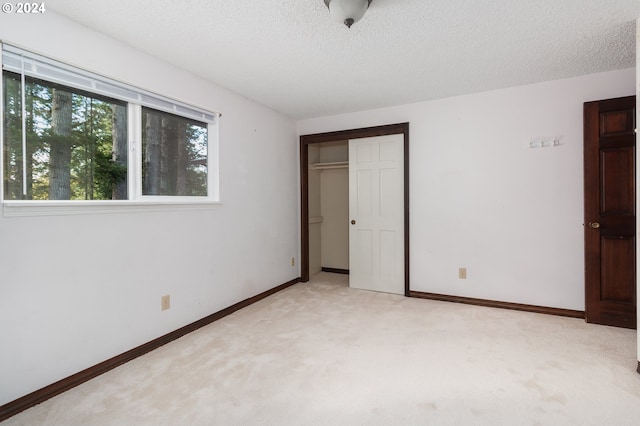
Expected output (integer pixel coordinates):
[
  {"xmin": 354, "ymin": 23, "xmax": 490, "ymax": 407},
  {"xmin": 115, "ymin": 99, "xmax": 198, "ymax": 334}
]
[
  {"xmin": 2, "ymin": 72, "xmax": 128, "ymax": 200},
  {"xmin": 141, "ymin": 108, "xmax": 208, "ymax": 197}
]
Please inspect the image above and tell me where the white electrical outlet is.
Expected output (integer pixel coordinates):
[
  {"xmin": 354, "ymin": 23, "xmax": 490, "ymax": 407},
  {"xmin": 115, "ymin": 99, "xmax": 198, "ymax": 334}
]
[
  {"xmin": 161, "ymin": 295, "xmax": 170, "ymax": 311},
  {"xmin": 459, "ymin": 268, "xmax": 467, "ymax": 279}
]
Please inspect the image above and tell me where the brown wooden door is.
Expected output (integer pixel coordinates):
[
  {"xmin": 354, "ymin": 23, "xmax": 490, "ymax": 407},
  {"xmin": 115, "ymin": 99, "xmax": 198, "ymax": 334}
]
[{"xmin": 584, "ymin": 95, "xmax": 636, "ymax": 329}]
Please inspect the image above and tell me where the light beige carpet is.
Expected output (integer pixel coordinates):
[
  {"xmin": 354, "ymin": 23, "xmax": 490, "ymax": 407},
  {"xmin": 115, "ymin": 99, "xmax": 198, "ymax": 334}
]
[{"xmin": 3, "ymin": 272, "xmax": 640, "ymax": 425}]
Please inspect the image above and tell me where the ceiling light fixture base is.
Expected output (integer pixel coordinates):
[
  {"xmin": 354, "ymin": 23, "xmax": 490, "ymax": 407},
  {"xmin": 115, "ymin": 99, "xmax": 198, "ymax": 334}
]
[{"xmin": 324, "ymin": 0, "xmax": 372, "ymax": 28}]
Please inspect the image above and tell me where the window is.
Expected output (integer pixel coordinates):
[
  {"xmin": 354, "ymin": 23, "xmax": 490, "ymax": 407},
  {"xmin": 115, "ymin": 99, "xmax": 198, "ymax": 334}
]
[
  {"xmin": 3, "ymin": 72, "xmax": 128, "ymax": 200},
  {"xmin": 142, "ymin": 108, "xmax": 208, "ymax": 197},
  {"xmin": 1, "ymin": 44, "xmax": 219, "ymax": 210}
]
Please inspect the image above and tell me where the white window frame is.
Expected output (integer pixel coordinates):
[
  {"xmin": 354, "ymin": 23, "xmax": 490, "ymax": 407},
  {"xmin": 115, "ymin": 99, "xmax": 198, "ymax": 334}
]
[{"xmin": 0, "ymin": 44, "xmax": 221, "ymax": 216}]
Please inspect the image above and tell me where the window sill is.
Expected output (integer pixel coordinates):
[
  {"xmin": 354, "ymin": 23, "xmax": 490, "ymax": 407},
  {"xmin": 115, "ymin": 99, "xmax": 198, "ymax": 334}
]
[{"xmin": 2, "ymin": 200, "xmax": 222, "ymax": 217}]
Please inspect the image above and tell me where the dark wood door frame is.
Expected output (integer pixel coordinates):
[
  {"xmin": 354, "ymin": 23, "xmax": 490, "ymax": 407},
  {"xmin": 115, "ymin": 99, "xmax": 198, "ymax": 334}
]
[{"xmin": 299, "ymin": 122, "xmax": 410, "ymax": 295}]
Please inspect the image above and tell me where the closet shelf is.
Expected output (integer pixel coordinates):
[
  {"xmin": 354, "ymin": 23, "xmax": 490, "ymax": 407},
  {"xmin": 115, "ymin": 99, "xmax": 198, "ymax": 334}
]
[{"xmin": 311, "ymin": 161, "xmax": 349, "ymax": 170}]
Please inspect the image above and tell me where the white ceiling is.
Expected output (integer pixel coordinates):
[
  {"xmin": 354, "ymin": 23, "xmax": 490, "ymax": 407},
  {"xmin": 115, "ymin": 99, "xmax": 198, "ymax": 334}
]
[{"xmin": 46, "ymin": 0, "xmax": 639, "ymax": 119}]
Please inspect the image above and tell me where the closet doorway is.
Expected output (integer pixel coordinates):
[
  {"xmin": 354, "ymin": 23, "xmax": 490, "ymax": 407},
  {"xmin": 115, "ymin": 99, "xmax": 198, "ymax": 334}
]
[{"xmin": 299, "ymin": 123, "xmax": 410, "ymax": 295}]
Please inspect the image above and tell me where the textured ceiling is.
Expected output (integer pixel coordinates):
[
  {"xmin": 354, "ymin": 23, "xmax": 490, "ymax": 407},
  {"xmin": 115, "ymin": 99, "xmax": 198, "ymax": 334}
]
[{"xmin": 46, "ymin": 0, "xmax": 639, "ymax": 119}]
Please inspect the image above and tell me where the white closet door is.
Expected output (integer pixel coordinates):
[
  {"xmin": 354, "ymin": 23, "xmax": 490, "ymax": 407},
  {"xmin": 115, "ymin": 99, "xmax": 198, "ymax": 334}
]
[{"xmin": 349, "ymin": 134, "xmax": 404, "ymax": 294}]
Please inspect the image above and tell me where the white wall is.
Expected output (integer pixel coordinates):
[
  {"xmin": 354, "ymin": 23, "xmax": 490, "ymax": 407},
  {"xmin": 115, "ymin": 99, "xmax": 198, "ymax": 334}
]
[
  {"xmin": 308, "ymin": 143, "xmax": 349, "ymax": 274},
  {"xmin": 319, "ymin": 142, "xmax": 348, "ymax": 163},
  {"xmin": 308, "ymin": 146, "xmax": 322, "ymax": 275},
  {"xmin": 319, "ymin": 142, "xmax": 349, "ymax": 270},
  {"xmin": 0, "ymin": 12, "xmax": 299, "ymax": 405},
  {"xmin": 298, "ymin": 69, "xmax": 635, "ymax": 311},
  {"xmin": 320, "ymin": 168, "xmax": 349, "ymax": 270}
]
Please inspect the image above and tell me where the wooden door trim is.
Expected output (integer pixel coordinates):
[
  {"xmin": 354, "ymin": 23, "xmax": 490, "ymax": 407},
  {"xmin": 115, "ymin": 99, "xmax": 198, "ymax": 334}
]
[{"xmin": 300, "ymin": 122, "xmax": 410, "ymax": 295}]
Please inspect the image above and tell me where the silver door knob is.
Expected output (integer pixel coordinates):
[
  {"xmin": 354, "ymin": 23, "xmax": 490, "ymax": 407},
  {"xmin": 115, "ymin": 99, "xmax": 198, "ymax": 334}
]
[{"xmin": 589, "ymin": 221, "xmax": 600, "ymax": 229}]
